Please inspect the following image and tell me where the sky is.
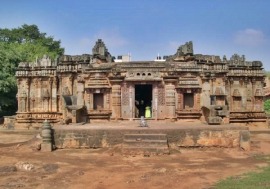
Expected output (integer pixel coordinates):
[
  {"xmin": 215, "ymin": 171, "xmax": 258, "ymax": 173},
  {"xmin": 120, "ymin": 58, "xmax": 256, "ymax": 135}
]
[{"xmin": 0, "ymin": 0, "xmax": 270, "ymax": 70}]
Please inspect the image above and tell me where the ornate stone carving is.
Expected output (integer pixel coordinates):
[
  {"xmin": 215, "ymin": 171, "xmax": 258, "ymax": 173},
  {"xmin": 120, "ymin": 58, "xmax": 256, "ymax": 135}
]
[
  {"xmin": 14, "ymin": 39, "xmax": 266, "ymax": 126},
  {"xmin": 158, "ymin": 87, "xmax": 165, "ymax": 105},
  {"xmin": 121, "ymin": 83, "xmax": 129, "ymax": 106}
]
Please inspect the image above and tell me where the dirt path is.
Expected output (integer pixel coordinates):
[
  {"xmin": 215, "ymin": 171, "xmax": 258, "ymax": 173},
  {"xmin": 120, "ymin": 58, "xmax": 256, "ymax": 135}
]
[{"xmin": 0, "ymin": 140, "xmax": 269, "ymax": 189}]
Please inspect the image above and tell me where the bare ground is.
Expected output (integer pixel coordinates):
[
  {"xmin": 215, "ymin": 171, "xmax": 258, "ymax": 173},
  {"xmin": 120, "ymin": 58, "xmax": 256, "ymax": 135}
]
[{"xmin": 0, "ymin": 137, "xmax": 270, "ymax": 189}]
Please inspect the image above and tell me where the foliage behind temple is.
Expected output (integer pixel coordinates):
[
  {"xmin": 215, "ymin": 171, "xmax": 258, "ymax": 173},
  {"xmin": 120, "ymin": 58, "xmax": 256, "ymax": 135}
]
[{"xmin": 0, "ymin": 24, "xmax": 64, "ymax": 117}]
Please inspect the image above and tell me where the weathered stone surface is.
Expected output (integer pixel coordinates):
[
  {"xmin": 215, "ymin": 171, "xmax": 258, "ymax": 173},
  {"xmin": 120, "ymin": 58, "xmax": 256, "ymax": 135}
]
[
  {"xmin": 240, "ymin": 130, "xmax": 250, "ymax": 151},
  {"xmin": 41, "ymin": 120, "xmax": 52, "ymax": 152},
  {"xmin": 15, "ymin": 162, "xmax": 34, "ymax": 171},
  {"xmin": 53, "ymin": 126, "xmax": 248, "ymax": 149},
  {"xmin": 41, "ymin": 143, "xmax": 52, "ymax": 152},
  {"xmin": 13, "ymin": 40, "xmax": 266, "ymax": 128}
]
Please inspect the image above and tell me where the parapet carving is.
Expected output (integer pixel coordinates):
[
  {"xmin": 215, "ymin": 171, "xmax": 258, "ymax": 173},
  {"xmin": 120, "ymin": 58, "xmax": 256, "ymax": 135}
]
[
  {"xmin": 227, "ymin": 54, "xmax": 263, "ymax": 67},
  {"xmin": 195, "ymin": 54, "xmax": 221, "ymax": 63},
  {"xmin": 59, "ymin": 54, "xmax": 92, "ymax": 63},
  {"xmin": 18, "ymin": 55, "xmax": 57, "ymax": 68}
]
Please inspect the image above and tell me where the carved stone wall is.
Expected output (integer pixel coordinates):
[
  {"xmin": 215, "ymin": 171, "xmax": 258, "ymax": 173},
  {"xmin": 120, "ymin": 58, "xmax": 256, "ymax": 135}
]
[{"xmin": 14, "ymin": 40, "xmax": 266, "ymax": 127}]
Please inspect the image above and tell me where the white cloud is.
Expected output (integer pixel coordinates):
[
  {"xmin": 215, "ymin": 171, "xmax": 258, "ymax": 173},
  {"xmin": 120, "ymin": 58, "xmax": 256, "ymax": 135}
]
[{"xmin": 234, "ymin": 29, "xmax": 266, "ymax": 46}]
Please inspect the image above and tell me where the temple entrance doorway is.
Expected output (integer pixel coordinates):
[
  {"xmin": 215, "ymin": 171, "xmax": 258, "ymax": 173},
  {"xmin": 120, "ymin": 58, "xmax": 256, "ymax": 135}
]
[{"xmin": 135, "ymin": 84, "xmax": 152, "ymax": 118}]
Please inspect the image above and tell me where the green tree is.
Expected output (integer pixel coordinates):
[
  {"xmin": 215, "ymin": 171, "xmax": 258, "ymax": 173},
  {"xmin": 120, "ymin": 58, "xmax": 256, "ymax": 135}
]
[
  {"xmin": 0, "ymin": 24, "xmax": 64, "ymax": 117},
  {"xmin": 0, "ymin": 43, "xmax": 21, "ymax": 116},
  {"xmin": 264, "ymin": 99, "xmax": 270, "ymax": 113}
]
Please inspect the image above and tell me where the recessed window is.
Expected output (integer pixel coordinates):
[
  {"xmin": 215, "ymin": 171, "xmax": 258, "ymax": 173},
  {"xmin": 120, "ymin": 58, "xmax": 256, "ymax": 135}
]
[
  {"xmin": 148, "ymin": 73, "xmax": 151, "ymax": 76},
  {"xmin": 137, "ymin": 73, "xmax": 140, "ymax": 76},
  {"xmin": 93, "ymin": 93, "xmax": 104, "ymax": 110},
  {"xmin": 142, "ymin": 73, "xmax": 146, "ymax": 76}
]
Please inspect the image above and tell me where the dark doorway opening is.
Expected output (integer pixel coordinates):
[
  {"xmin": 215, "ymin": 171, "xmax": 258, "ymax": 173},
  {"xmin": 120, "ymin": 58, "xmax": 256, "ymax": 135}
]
[
  {"xmin": 183, "ymin": 93, "xmax": 194, "ymax": 109},
  {"xmin": 93, "ymin": 93, "xmax": 104, "ymax": 110},
  {"xmin": 135, "ymin": 85, "xmax": 152, "ymax": 118}
]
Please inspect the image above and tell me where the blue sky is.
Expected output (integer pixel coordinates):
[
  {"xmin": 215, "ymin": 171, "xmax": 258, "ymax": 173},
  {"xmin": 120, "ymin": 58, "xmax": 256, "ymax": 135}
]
[{"xmin": 0, "ymin": 0, "xmax": 270, "ymax": 70}]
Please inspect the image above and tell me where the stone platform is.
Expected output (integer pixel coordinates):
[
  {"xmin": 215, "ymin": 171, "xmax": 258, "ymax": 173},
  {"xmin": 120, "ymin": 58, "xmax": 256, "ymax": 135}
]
[{"xmin": 52, "ymin": 120, "xmax": 250, "ymax": 151}]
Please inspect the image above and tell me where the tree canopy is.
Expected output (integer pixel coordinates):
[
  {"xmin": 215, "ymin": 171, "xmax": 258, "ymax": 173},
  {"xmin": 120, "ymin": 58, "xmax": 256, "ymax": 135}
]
[
  {"xmin": 264, "ymin": 99, "xmax": 270, "ymax": 114},
  {"xmin": 0, "ymin": 24, "xmax": 64, "ymax": 117}
]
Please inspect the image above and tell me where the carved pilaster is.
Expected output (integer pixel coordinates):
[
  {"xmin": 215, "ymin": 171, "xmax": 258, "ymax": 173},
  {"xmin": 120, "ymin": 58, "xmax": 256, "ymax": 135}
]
[
  {"xmin": 111, "ymin": 84, "xmax": 121, "ymax": 119},
  {"xmin": 153, "ymin": 84, "xmax": 158, "ymax": 120},
  {"xmin": 51, "ymin": 78, "xmax": 58, "ymax": 112},
  {"xmin": 164, "ymin": 80, "xmax": 176, "ymax": 119},
  {"xmin": 77, "ymin": 77, "xmax": 85, "ymax": 106},
  {"xmin": 69, "ymin": 75, "xmax": 74, "ymax": 95},
  {"xmin": 121, "ymin": 82, "xmax": 132, "ymax": 119}
]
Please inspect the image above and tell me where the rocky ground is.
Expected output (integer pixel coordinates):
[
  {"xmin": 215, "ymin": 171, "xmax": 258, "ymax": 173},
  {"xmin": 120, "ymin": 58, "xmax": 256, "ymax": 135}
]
[{"xmin": 0, "ymin": 131, "xmax": 270, "ymax": 189}]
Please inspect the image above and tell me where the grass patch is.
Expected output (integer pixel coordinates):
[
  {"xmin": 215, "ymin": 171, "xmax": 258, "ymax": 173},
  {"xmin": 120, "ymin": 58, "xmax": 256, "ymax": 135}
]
[
  {"xmin": 254, "ymin": 154, "xmax": 270, "ymax": 161},
  {"xmin": 215, "ymin": 155, "xmax": 270, "ymax": 189},
  {"xmin": 214, "ymin": 165, "xmax": 270, "ymax": 189}
]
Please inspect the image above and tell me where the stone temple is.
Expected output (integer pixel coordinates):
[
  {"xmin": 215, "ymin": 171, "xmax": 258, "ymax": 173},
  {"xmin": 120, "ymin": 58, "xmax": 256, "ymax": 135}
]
[{"xmin": 15, "ymin": 39, "xmax": 266, "ymax": 128}]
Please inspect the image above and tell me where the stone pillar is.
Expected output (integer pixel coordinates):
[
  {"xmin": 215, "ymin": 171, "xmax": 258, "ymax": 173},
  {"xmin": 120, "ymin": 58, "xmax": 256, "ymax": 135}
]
[
  {"xmin": 104, "ymin": 90, "xmax": 110, "ymax": 110},
  {"xmin": 89, "ymin": 92, "xmax": 93, "ymax": 110},
  {"xmin": 41, "ymin": 120, "xmax": 52, "ymax": 152},
  {"xmin": 164, "ymin": 80, "xmax": 176, "ymax": 119},
  {"xmin": 251, "ymin": 78, "xmax": 255, "ymax": 111},
  {"xmin": 153, "ymin": 84, "xmax": 158, "ymax": 120},
  {"xmin": 25, "ymin": 78, "xmax": 30, "ymax": 112},
  {"xmin": 31, "ymin": 79, "xmax": 37, "ymax": 112},
  {"xmin": 77, "ymin": 81, "xmax": 85, "ymax": 106},
  {"xmin": 228, "ymin": 78, "xmax": 233, "ymax": 111},
  {"xmin": 178, "ymin": 92, "xmax": 183, "ymax": 110},
  {"xmin": 48, "ymin": 78, "xmax": 53, "ymax": 112},
  {"xmin": 121, "ymin": 82, "xmax": 131, "ymax": 119},
  {"xmin": 38, "ymin": 78, "xmax": 42, "ymax": 112},
  {"xmin": 69, "ymin": 76, "xmax": 74, "ymax": 95},
  {"xmin": 52, "ymin": 78, "xmax": 57, "ymax": 112},
  {"xmin": 58, "ymin": 76, "xmax": 62, "ymax": 112},
  {"xmin": 111, "ymin": 84, "xmax": 121, "ymax": 119},
  {"xmin": 85, "ymin": 89, "xmax": 90, "ymax": 110}
]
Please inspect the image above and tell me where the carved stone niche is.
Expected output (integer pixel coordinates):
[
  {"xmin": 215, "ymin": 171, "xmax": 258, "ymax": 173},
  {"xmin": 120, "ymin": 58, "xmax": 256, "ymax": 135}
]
[{"xmin": 42, "ymin": 89, "xmax": 50, "ymax": 99}]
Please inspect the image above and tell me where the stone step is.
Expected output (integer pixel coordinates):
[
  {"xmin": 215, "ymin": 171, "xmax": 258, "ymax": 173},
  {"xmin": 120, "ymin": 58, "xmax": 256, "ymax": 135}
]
[
  {"xmin": 124, "ymin": 134, "xmax": 167, "ymax": 141},
  {"xmin": 122, "ymin": 146, "xmax": 170, "ymax": 155},
  {"xmin": 250, "ymin": 132, "xmax": 270, "ymax": 142},
  {"xmin": 123, "ymin": 140, "xmax": 168, "ymax": 147},
  {"xmin": 122, "ymin": 133, "xmax": 169, "ymax": 155},
  {"xmin": 250, "ymin": 130, "xmax": 270, "ymax": 135}
]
